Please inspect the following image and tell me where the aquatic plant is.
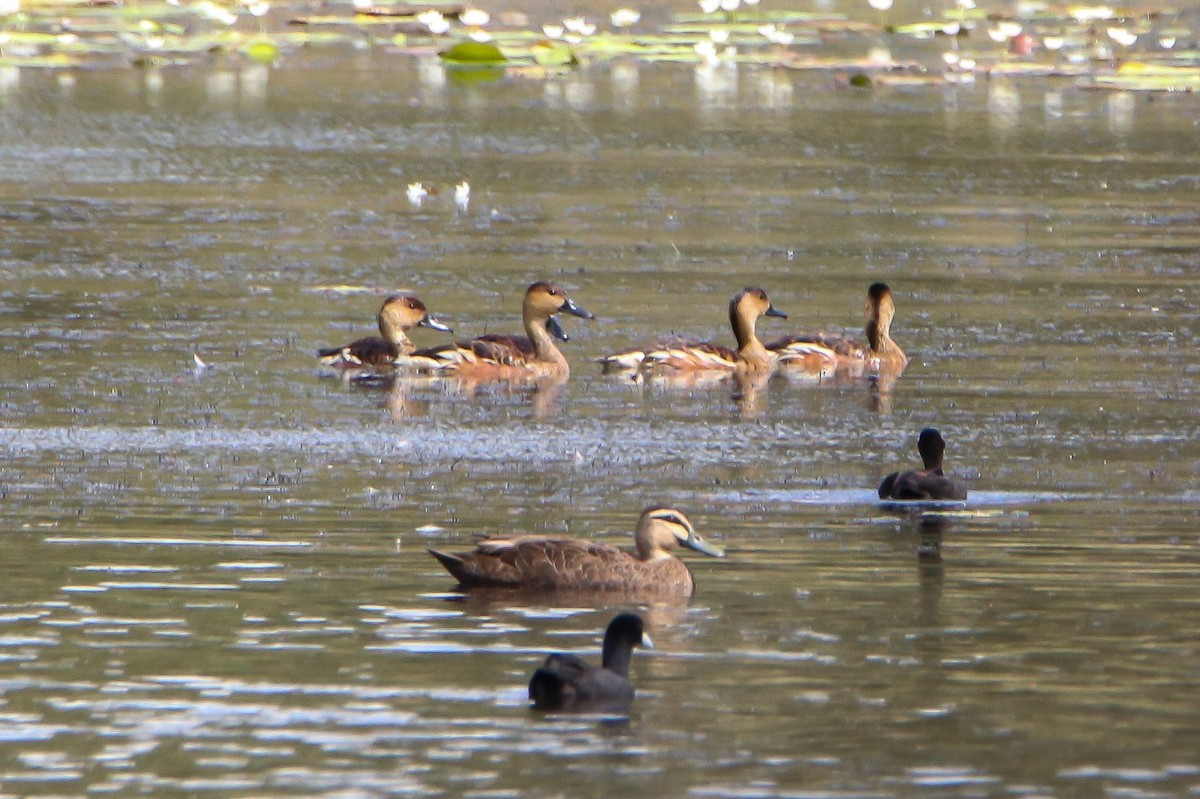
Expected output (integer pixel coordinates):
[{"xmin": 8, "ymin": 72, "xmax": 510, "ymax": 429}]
[{"xmin": 0, "ymin": 0, "xmax": 1192, "ymax": 91}]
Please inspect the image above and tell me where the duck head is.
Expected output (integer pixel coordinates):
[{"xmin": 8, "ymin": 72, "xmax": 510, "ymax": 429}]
[
  {"xmin": 525, "ymin": 281, "xmax": 594, "ymax": 340},
  {"xmin": 635, "ymin": 506, "xmax": 726, "ymax": 560},
  {"xmin": 380, "ymin": 295, "xmax": 453, "ymax": 335}
]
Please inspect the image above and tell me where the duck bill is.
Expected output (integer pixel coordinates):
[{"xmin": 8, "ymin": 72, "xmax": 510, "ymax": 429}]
[
  {"xmin": 641, "ymin": 632, "xmax": 654, "ymax": 649},
  {"xmin": 685, "ymin": 535, "xmax": 726, "ymax": 558},
  {"xmin": 420, "ymin": 315, "xmax": 453, "ymax": 333},
  {"xmin": 765, "ymin": 305, "xmax": 788, "ymax": 319},
  {"xmin": 546, "ymin": 315, "xmax": 570, "ymax": 342},
  {"xmin": 562, "ymin": 296, "xmax": 595, "ymax": 320}
]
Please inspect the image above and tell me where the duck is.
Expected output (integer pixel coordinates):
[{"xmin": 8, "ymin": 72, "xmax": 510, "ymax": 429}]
[
  {"xmin": 426, "ymin": 507, "xmax": 725, "ymax": 596},
  {"xmin": 528, "ymin": 613, "xmax": 651, "ymax": 712},
  {"xmin": 878, "ymin": 427, "xmax": 968, "ymax": 501},
  {"xmin": 599, "ymin": 287, "xmax": 787, "ymax": 375},
  {"xmin": 768, "ymin": 282, "xmax": 907, "ymax": 375},
  {"xmin": 396, "ymin": 281, "xmax": 593, "ymax": 380},
  {"xmin": 317, "ymin": 295, "xmax": 452, "ymax": 371}
]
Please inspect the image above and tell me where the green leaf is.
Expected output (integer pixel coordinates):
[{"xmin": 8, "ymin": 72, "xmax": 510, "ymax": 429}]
[{"xmin": 439, "ymin": 40, "xmax": 506, "ymax": 65}]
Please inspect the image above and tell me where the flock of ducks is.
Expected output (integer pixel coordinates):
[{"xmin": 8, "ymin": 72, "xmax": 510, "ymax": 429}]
[{"xmin": 318, "ymin": 280, "xmax": 969, "ymax": 712}]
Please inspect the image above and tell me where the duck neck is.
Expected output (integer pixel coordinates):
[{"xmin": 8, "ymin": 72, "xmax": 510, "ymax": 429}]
[
  {"xmin": 920, "ymin": 445, "xmax": 945, "ymax": 474},
  {"xmin": 378, "ymin": 315, "xmax": 414, "ymax": 355},
  {"xmin": 601, "ymin": 631, "xmax": 635, "ymax": 676},
  {"xmin": 866, "ymin": 306, "xmax": 904, "ymax": 360},
  {"xmin": 731, "ymin": 305, "xmax": 771, "ymax": 371},
  {"xmin": 525, "ymin": 313, "xmax": 569, "ymax": 373}
]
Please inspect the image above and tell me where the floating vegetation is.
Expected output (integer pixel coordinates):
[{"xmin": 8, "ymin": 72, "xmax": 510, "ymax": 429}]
[{"xmin": 0, "ymin": 0, "xmax": 1193, "ymax": 91}]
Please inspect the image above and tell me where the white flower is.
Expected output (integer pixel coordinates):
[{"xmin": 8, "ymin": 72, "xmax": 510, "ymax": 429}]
[
  {"xmin": 542, "ymin": 23, "xmax": 564, "ymax": 38},
  {"xmin": 987, "ymin": 22, "xmax": 1021, "ymax": 42},
  {"xmin": 942, "ymin": 51, "xmax": 960, "ymax": 66},
  {"xmin": 562, "ymin": 16, "xmax": 586, "ymax": 33},
  {"xmin": 867, "ymin": 0, "xmax": 893, "ymax": 10},
  {"xmin": 351, "ymin": 0, "xmax": 372, "ymax": 10},
  {"xmin": 0, "ymin": 0, "xmax": 19, "ymax": 14},
  {"xmin": 459, "ymin": 8, "xmax": 489, "ymax": 26},
  {"xmin": 1159, "ymin": 36, "xmax": 1176, "ymax": 49},
  {"xmin": 709, "ymin": 28, "xmax": 730, "ymax": 44},
  {"xmin": 610, "ymin": 8, "xmax": 640, "ymax": 27},
  {"xmin": 406, "ymin": 183, "xmax": 428, "ymax": 205},
  {"xmin": 1106, "ymin": 27, "xmax": 1137, "ymax": 47},
  {"xmin": 417, "ymin": 9, "xmax": 450, "ymax": 34},
  {"xmin": 773, "ymin": 30, "xmax": 794, "ymax": 45},
  {"xmin": 247, "ymin": 1, "xmax": 269, "ymax": 18},
  {"xmin": 719, "ymin": 0, "xmax": 740, "ymax": 11},
  {"xmin": 1070, "ymin": 6, "xmax": 1112, "ymax": 22},
  {"xmin": 954, "ymin": 0, "xmax": 974, "ymax": 8},
  {"xmin": 1042, "ymin": 36, "xmax": 1064, "ymax": 50},
  {"xmin": 468, "ymin": 28, "xmax": 491, "ymax": 42},
  {"xmin": 698, "ymin": 0, "xmax": 720, "ymax": 14}
]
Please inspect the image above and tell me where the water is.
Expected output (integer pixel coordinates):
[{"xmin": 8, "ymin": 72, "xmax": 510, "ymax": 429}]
[{"xmin": 2, "ymin": 40, "xmax": 1199, "ymax": 799}]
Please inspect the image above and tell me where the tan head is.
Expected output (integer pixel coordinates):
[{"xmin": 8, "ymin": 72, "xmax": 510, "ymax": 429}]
[
  {"xmin": 728, "ymin": 287, "xmax": 787, "ymax": 350},
  {"xmin": 523, "ymin": 281, "xmax": 594, "ymax": 342},
  {"xmin": 378, "ymin": 295, "xmax": 452, "ymax": 341},
  {"xmin": 634, "ymin": 507, "xmax": 726, "ymax": 561}
]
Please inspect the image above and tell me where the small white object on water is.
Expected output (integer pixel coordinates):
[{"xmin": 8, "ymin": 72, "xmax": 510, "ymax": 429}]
[
  {"xmin": 1107, "ymin": 27, "xmax": 1137, "ymax": 47},
  {"xmin": 415, "ymin": 525, "xmax": 446, "ymax": 535},
  {"xmin": 406, "ymin": 182, "xmax": 428, "ymax": 205},
  {"xmin": 610, "ymin": 8, "xmax": 640, "ymax": 27},
  {"xmin": 454, "ymin": 181, "xmax": 470, "ymax": 210},
  {"xmin": 542, "ymin": 23, "xmax": 564, "ymax": 38},
  {"xmin": 698, "ymin": 0, "xmax": 720, "ymax": 15},
  {"xmin": 867, "ymin": 0, "xmax": 893, "ymax": 10},
  {"xmin": 417, "ymin": 9, "xmax": 450, "ymax": 34},
  {"xmin": 192, "ymin": 353, "xmax": 208, "ymax": 373},
  {"xmin": 459, "ymin": 8, "xmax": 489, "ymax": 27}
]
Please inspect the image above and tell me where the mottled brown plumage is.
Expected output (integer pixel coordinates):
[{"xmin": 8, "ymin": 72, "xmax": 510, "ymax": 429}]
[{"xmin": 427, "ymin": 507, "xmax": 725, "ymax": 596}]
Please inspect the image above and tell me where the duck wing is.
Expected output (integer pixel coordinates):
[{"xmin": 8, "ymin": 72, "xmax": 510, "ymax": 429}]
[
  {"xmin": 317, "ymin": 336, "xmax": 399, "ymax": 369},
  {"xmin": 428, "ymin": 537, "xmax": 641, "ymax": 590},
  {"xmin": 642, "ymin": 339, "xmax": 739, "ymax": 372},
  {"xmin": 881, "ymin": 470, "xmax": 968, "ymax": 501}
]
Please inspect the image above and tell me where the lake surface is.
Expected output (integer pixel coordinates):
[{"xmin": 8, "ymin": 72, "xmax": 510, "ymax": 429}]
[{"xmin": 2, "ymin": 32, "xmax": 1199, "ymax": 799}]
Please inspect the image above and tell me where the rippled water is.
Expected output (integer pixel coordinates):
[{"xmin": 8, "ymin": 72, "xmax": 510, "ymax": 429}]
[{"xmin": 1, "ymin": 38, "xmax": 1199, "ymax": 799}]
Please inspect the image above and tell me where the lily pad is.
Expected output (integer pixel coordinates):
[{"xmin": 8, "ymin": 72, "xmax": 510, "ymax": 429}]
[{"xmin": 439, "ymin": 39, "xmax": 506, "ymax": 65}]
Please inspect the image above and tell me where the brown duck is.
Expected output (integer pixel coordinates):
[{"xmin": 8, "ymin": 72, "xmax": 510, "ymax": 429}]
[
  {"xmin": 768, "ymin": 282, "xmax": 907, "ymax": 375},
  {"xmin": 318, "ymin": 295, "xmax": 451, "ymax": 371},
  {"xmin": 427, "ymin": 507, "xmax": 725, "ymax": 596},
  {"xmin": 396, "ymin": 281, "xmax": 593, "ymax": 380},
  {"xmin": 599, "ymin": 287, "xmax": 788, "ymax": 375}
]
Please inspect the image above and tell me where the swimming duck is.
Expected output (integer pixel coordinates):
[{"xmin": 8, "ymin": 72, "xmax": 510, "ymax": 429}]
[
  {"xmin": 318, "ymin": 295, "xmax": 452, "ymax": 371},
  {"xmin": 397, "ymin": 281, "xmax": 593, "ymax": 380},
  {"xmin": 599, "ymin": 287, "xmax": 787, "ymax": 375},
  {"xmin": 878, "ymin": 427, "xmax": 968, "ymax": 501},
  {"xmin": 528, "ymin": 613, "xmax": 651, "ymax": 712},
  {"xmin": 427, "ymin": 507, "xmax": 725, "ymax": 596},
  {"xmin": 768, "ymin": 282, "xmax": 907, "ymax": 375}
]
